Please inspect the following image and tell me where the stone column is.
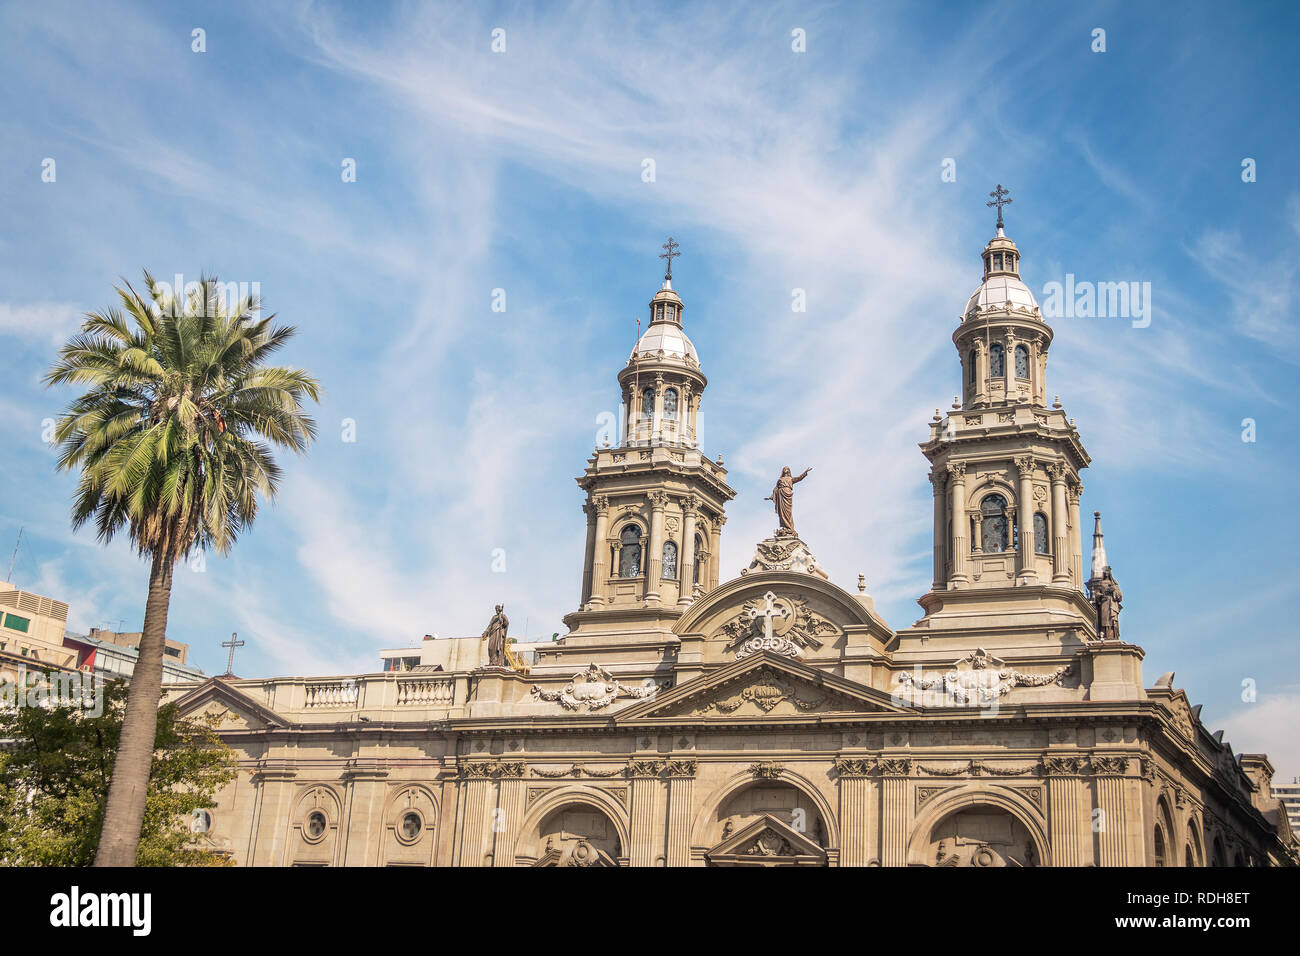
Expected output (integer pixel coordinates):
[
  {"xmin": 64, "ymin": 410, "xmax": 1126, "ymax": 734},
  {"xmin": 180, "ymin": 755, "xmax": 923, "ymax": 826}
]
[
  {"xmin": 651, "ymin": 374, "xmax": 664, "ymax": 444},
  {"xmin": 879, "ymin": 761, "xmax": 911, "ymax": 866},
  {"xmin": 492, "ymin": 769, "xmax": 526, "ymax": 867},
  {"xmin": 1003, "ymin": 328, "xmax": 1015, "ymax": 397},
  {"xmin": 1068, "ymin": 481, "xmax": 1083, "ymax": 588},
  {"xmin": 1045, "ymin": 758, "xmax": 1084, "ymax": 866},
  {"xmin": 666, "ymin": 762, "xmax": 696, "ymax": 867},
  {"xmin": 974, "ymin": 340, "xmax": 986, "ymax": 405},
  {"xmin": 646, "ymin": 491, "xmax": 667, "ymax": 606},
  {"xmin": 628, "ymin": 765, "xmax": 660, "ymax": 867},
  {"xmin": 678, "ymin": 495, "xmax": 699, "ymax": 608},
  {"xmin": 947, "ymin": 462, "xmax": 968, "ymax": 587},
  {"xmin": 835, "ymin": 758, "xmax": 875, "ymax": 866},
  {"xmin": 1048, "ymin": 463, "xmax": 1070, "ymax": 583},
  {"xmin": 580, "ymin": 502, "xmax": 596, "ymax": 606},
  {"xmin": 929, "ymin": 470, "xmax": 946, "ymax": 590},
  {"xmin": 1031, "ymin": 335, "xmax": 1045, "ymax": 405},
  {"xmin": 457, "ymin": 771, "xmax": 494, "ymax": 867},
  {"xmin": 1094, "ymin": 761, "xmax": 1130, "ymax": 866},
  {"xmin": 708, "ymin": 516, "xmax": 724, "ymax": 589},
  {"xmin": 1015, "ymin": 456, "xmax": 1037, "ymax": 584},
  {"xmin": 587, "ymin": 496, "xmax": 610, "ymax": 608}
]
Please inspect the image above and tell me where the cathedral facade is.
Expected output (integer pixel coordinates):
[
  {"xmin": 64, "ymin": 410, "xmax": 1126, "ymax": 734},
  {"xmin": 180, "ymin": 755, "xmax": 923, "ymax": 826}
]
[{"xmin": 168, "ymin": 207, "xmax": 1294, "ymax": 867}]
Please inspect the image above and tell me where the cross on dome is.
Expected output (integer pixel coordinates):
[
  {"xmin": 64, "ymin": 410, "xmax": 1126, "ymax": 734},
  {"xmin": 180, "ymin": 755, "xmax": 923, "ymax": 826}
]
[{"xmin": 659, "ymin": 236, "xmax": 680, "ymax": 280}]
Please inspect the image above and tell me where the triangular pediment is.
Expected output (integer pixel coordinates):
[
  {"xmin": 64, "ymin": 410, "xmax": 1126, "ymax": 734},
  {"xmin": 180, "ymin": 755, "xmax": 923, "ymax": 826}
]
[
  {"xmin": 617, "ymin": 652, "xmax": 912, "ymax": 721},
  {"xmin": 707, "ymin": 814, "xmax": 827, "ymax": 866},
  {"xmin": 172, "ymin": 677, "xmax": 289, "ymax": 731}
]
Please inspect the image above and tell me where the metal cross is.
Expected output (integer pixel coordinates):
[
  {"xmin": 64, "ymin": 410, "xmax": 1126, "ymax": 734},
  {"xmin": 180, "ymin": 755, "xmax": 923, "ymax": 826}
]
[
  {"xmin": 659, "ymin": 236, "xmax": 681, "ymax": 279},
  {"xmin": 987, "ymin": 184, "xmax": 1012, "ymax": 229},
  {"xmin": 748, "ymin": 591, "xmax": 790, "ymax": 642},
  {"xmin": 221, "ymin": 632, "xmax": 245, "ymax": 676}
]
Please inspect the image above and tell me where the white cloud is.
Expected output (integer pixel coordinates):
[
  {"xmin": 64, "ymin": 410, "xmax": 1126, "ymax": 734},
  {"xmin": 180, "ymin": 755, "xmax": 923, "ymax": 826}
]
[
  {"xmin": 1218, "ymin": 690, "xmax": 1300, "ymax": 783},
  {"xmin": 0, "ymin": 302, "xmax": 80, "ymax": 345}
]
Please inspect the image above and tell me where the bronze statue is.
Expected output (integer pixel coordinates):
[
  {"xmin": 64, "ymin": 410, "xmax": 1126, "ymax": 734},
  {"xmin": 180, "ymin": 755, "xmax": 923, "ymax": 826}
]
[
  {"xmin": 765, "ymin": 466, "xmax": 811, "ymax": 535},
  {"xmin": 482, "ymin": 604, "xmax": 509, "ymax": 667},
  {"xmin": 1092, "ymin": 567, "xmax": 1123, "ymax": 641}
]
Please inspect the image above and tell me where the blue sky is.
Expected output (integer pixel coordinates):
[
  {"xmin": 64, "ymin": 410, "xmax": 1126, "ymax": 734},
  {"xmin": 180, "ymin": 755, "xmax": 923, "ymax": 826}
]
[{"xmin": 1, "ymin": 1, "xmax": 1297, "ymax": 775}]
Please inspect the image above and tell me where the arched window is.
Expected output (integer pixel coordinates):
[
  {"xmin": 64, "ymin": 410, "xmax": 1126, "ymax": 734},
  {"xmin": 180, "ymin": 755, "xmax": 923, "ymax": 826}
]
[
  {"xmin": 993, "ymin": 253, "xmax": 1003, "ymax": 270},
  {"xmin": 665, "ymin": 305, "xmax": 676, "ymax": 322},
  {"xmin": 980, "ymin": 494, "xmax": 1008, "ymax": 553},
  {"xmin": 619, "ymin": 525, "xmax": 642, "ymax": 578},
  {"xmin": 967, "ymin": 349, "xmax": 977, "ymax": 385},
  {"xmin": 661, "ymin": 541, "xmax": 678, "ymax": 579},
  {"xmin": 640, "ymin": 387, "xmax": 655, "ymax": 420},
  {"xmin": 1154, "ymin": 827, "xmax": 1167, "ymax": 867},
  {"xmin": 656, "ymin": 304, "xmax": 664, "ymax": 321},
  {"xmin": 1033, "ymin": 513, "xmax": 1049, "ymax": 554},
  {"xmin": 989, "ymin": 343, "xmax": 1005, "ymax": 377},
  {"xmin": 1015, "ymin": 344, "xmax": 1030, "ymax": 379},
  {"xmin": 693, "ymin": 535, "xmax": 706, "ymax": 586},
  {"xmin": 663, "ymin": 388, "xmax": 678, "ymax": 421}
]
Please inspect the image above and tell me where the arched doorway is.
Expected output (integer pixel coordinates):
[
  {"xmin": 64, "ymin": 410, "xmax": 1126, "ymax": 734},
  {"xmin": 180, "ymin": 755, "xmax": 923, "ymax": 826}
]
[
  {"xmin": 923, "ymin": 804, "xmax": 1039, "ymax": 866},
  {"xmin": 530, "ymin": 801, "xmax": 623, "ymax": 867},
  {"xmin": 704, "ymin": 780, "xmax": 829, "ymax": 866}
]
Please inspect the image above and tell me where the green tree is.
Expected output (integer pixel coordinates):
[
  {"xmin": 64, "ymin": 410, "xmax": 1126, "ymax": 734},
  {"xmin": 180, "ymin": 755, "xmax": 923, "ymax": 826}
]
[
  {"xmin": 44, "ymin": 273, "xmax": 320, "ymax": 866},
  {"xmin": 0, "ymin": 678, "xmax": 236, "ymax": 866}
]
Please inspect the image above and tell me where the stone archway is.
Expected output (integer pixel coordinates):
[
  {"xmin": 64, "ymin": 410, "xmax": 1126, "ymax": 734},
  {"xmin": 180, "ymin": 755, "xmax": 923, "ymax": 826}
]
[
  {"xmin": 907, "ymin": 788, "xmax": 1049, "ymax": 867},
  {"xmin": 692, "ymin": 767, "xmax": 839, "ymax": 863},
  {"xmin": 517, "ymin": 790, "xmax": 627, "ymax": 867}
]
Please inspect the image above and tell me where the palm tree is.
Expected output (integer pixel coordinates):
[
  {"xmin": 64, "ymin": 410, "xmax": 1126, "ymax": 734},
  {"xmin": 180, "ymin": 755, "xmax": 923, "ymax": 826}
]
[{"xmin": 45, "ymin": 273, "xmax": 320, "ymax": 866}]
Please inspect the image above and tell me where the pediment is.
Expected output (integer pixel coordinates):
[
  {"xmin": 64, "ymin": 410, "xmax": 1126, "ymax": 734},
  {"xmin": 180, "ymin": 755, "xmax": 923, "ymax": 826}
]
[
  {"xmin": 172, "ymin": 677, "xmax": 289, "ymax": 731},
  {"xmin": 707, "ymin": 813, "xmax": 826, "ymax": 866},
  {"xmin": 616, "ymin": 652, "xmax": 912, "ymax": 721}
]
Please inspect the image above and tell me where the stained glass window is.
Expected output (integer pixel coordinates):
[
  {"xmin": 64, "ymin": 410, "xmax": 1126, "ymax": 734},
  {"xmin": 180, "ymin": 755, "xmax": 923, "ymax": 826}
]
[
  {"xmin": 1015, "ymin": 344, "xmax": 1030, "ymax": 379},
  {"xmin": 1034, "ymin": 513, "xmax": 1050, "ymax": 554},
  {"xmin": 641, "ymin": 387, "xmax": 655, "ymax": 420},
  {"xmin": 662, "ymin": 541, "xmax": 678, "ymax": 579},
  {"xmin": 980, "ymin": 494, "xmax": 1008, "ymax": 553},
  {"xmin": 989, "ymin": 344, "xmax": 1005, "ymax": 377},
  {"xmin": 619, "ymin": 526, "xmax": 642, "ymax": 577},
  {"xmin": 663, "ymin": 388, "xmax": 678, "ymax": 420}
]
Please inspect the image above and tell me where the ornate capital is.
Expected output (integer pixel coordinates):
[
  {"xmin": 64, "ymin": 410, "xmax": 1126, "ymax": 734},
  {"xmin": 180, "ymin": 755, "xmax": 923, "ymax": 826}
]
[
  {"xmin": 928, "ymin": 470, "xmax": 947, "ymax": 493},
  {"xmin": 947, "ymin": 461, "xmax": 967, "ymax": 480},
  {"xmin": 833, "ymin": 756, "xmax": 877, "ymax": 778},
  {"xmin": 877, "ymin": 758, "xmax": 912, "ymax": 777},
  {"xmin": 1014, "ymin": 455, "xmax": 1034, "ymax": 476},
  {"xmin": 1046, "ymin": 462, "xmax": 1067, "ymax": 483},
  {"xmin": 627, "ymin": 759, "xmax": 665, "ymax": 779},
  {"xmin": 462, "ymin": 759, "xmax": 524, "ymax": 779},
  {"xmin": 1041, "ymin": 755, "xmax": 1085, "ymax": 776},
  {"xmin": 592, "ymin": 494, "xmax": 610, "ymax": 515},
  {"xmin": 1089, "ymin": 755, "xmax": 1129, "ymax": 776},
  {"xmin": 664, "ymin": 759, "xmax": 697, "ymax": 778},
  {"xmin": 681, "ymin": 493, "xmax": 700, "ymax": 515},
  {"xmin": 648, "ymin": 490, "xmax": 670, "ymax": 510}
]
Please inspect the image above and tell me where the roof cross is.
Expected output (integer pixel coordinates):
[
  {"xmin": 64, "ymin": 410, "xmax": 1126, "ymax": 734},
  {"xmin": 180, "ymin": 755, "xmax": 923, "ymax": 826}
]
[
  {"xmin": 222, "ymin": 632, "xmax": 245, "ymax": 677},
  {"xmin": 659, "ymin": 237, "xmax": 680, "ymax": 279},
  {"xmin": 748, "ymin": 591, "xmax": 791, "ymax": 642},
  {"xmin": 987, "ymin": 184, "xmax": 1012, "ymax": 230}
]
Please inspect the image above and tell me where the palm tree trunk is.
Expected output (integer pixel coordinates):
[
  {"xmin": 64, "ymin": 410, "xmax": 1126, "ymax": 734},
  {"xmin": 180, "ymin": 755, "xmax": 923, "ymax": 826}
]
[{"xmin": 93, "ymin": 549, "xmax": 175, "ymax": 866}]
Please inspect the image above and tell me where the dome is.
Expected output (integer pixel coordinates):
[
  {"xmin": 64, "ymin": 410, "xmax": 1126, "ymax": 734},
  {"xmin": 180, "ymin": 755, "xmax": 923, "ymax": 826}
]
[
  {"xmin": 631, "ymin": 323, "xmax": 698, "ymax": 364},
  {"xmin": 964, "ymin": 274, "xmax": 1039, "ymax": 317}
]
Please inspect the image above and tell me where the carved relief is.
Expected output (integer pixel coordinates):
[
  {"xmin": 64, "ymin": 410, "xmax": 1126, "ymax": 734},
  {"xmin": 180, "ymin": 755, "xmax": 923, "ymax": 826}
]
[
  {"xmin": 716, "ymin": 593, "xmax": 838, "ymax": 660},
  {"xmin": 748, "ymin": 761, "xmax": 785, "ymax": 780},
  {"xmin": 895, "ymin": 648, "xmax": 1073, "ymax": 706},
  {"xmin": 697, "ymin": 667, "xmax": 826, "ymax": 715},
  {"xmin": 531, "ymin": 663, "xmax": 658, "ymax": 712}
]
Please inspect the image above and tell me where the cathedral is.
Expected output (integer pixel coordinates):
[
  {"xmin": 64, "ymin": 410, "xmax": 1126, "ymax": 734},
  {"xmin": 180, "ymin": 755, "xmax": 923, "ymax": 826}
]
[{"xmin": 167, "ymin": 198, "xmax": 1294, "ymax": 867}]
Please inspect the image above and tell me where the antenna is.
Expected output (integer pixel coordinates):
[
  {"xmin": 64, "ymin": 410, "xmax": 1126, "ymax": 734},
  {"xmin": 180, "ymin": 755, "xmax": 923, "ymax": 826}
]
[{"xmin": 6, "ymin": 526, "xmax": 23, "ymax": 583}]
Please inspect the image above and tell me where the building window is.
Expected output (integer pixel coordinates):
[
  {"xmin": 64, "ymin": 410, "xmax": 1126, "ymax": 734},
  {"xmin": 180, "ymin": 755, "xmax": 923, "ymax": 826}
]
[
  {"xmin": 640, "ymin": 387, "xmax": 655, "ymax": 420},
  {"xmin": 306, "ymin": 811, "xmax": 328, "ymax": 841},
  {"xmin": 1153, "ymin": 827, "xmax": 1167, "ymax": 867},
  {"xmin": 619, "ymin": 525, "xmax": 642, "ymax": 578},
  {"xmin": 656, "ymin": 304, "xmax": 664, "ymax": 321},
  {"xmin": 665, "ymin": 305, "xmax": 676, "ymax": 322},
  {"xmin": 693, "ymin": 535, "xmax": 706, "ymax": 586},
  {"xmin": 401, "ymin": 812, "xmax": 423, "ymax": 841},
  {"xmin": 980, "ymin": 494, "xmax": 1008, "ymax": 553},
  {"xmin": 967, "ymin": 349, "xmax": 976, "ymax": 385},
  {"xmin": 3, "ymin": 613, "xmax": 30, "ymax": 633},
  {"xmin": 989, "ymin": 344, "xmax": 1005, "ymax": 378},
  {"xmin": 1015, "ymin": 344, "xmax": 1030, "ymax": 379},
  {"xmin": 662, "ymin": 541, "xmax": 678, "ymax": 579},
  {"xmin": 993, "ymin": 253, "xmax": 1003, "ymax": 270},
  {"xmin": 1033, "ymin": 513, "xmax": 1049, "ymax": 554},
  {"xmin": 663, "ymin": 388, "xmax": 678, "ymax": 421}
]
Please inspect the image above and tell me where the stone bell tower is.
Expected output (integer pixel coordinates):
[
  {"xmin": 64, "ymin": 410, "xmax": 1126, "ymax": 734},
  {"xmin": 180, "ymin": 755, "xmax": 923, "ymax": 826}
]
[
  {"xmin": 914, "ymin": 189, "xmax": 1097, "ymax": 637},
  {"xmin": 572, "ymin": 239, "xmax": 735, "ymax": 620}
]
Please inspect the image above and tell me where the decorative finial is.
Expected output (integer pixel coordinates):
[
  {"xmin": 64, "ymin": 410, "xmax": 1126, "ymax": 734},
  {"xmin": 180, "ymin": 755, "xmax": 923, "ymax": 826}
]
[
  {"xmin": 857, "ymin": 573, "xmax": 866, "ymax": 593},
  {"xmin": 659, "ymin": 236, "xmax": 681, "ymax": 280},
  {"xmin": 987, "ymin": 184, "xmax": 1012, "ymax": 232}
]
